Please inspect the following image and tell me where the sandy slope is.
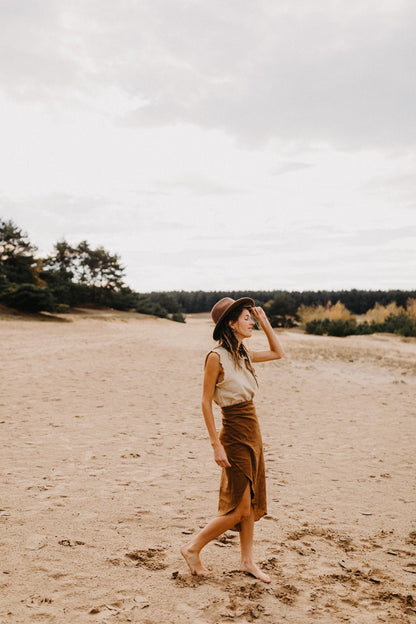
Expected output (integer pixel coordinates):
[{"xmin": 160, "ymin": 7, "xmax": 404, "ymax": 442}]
[{"xmin": 0, "ymin": 311, "xmax": 415, "ymax": 623}]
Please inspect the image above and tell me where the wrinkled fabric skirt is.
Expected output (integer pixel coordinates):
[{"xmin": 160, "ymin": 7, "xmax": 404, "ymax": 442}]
[{"xmin": 218, "ymin": 399, "xmax": 267, "ymax": 531}]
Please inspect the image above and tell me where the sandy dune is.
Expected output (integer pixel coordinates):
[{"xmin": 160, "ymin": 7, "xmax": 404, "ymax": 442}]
[{"xmin": 1, "ymin": 310, "xmax": 415, "ymax": 623}]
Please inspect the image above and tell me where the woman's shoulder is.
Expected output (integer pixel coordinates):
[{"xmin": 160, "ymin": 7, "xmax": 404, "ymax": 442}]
[
  {"xmin": 205, "ymin": 345, "xmax": 228, "ymax": 364},
  {"xmin": 211, "ymin": 345, "xmax": 230, "ymax": 358},
  {"xmin": 204, "ymin": 349, "xmax": 222, "ymax": 373},
  {"xmin": 211, "ymin": 345, "xmax": 222, "ymax": 352},
  {"xmin": 210, "ymin": 345, "xmax": 235, "ymax": 369}
]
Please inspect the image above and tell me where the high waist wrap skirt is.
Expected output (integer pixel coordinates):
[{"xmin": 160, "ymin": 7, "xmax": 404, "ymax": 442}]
[{"xmin": 218, "ymin": 399, "xmax": 267, "ymax": 531}]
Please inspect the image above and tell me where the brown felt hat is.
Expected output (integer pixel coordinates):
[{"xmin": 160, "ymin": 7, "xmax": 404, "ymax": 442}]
[{"xmin": 211, "ymin": 297, "xmax": 255, "ymax": 340}]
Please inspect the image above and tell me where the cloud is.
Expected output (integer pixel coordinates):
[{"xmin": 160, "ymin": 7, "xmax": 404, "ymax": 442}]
[
  {"xmin": 364, "ymin": 171, "xmax": 416, "ymax": 208},
  {"xmin": 156, "ymin": 174, "xmax": 239, "ymax": 196},
  {"xmin": 102, "ymin": 1, "xmax": 416, "ymax": 150},
  {"xmin": 271, "ymin": 162, "xmax": 313, "ymax": 176},
  {"xmin": 1, "ymin": 1, "xmax": 415, "ymax": 150},
  {"xmin": 0, "ymin": 0, "xmax": 84, "ymax": 100},
  {"xmin": 1, "ymin": 192, "xmax": 169, "ymax": 254}
]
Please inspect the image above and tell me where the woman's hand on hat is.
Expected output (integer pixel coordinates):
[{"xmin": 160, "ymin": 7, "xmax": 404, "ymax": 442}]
[{"xmin": 251, "ymin": 306, "xmax": 267, "ymax": 323}]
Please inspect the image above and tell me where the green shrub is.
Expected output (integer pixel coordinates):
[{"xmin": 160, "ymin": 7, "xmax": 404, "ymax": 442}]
[
  {"xmin": 0, "ymin": 274, "xmax": 10, "ymax": 295},
  {"xmin": 1, "ymin": 283, "xmax": 55, "ymax": 312},
  {"xmin": 135, "ymin": 297, "xmax": 168, "ymax": 318},
  {"xmin": 327, "ymin": 319, "xmax": 357, "ymax": 337},
  {"xmin": 356, "ymin": 321, "xmax": 375, "ymax": 335},
  {"xmin": 171, "ymin": 311, "xmax": 186, "ymax": 323},
  {"xmin": 306, "ymin": 318, "xmax": 357, "ymax": 337},
  {"xmin": 269, "ymin": 315, "xmax": 296, "ymax": 328},
  {"xmin": 305, "ymin": 319, "xmax": 327, "ymax": 335},
  {"xmin": 381, "ymin": 313, "xmax": 416, "ymax": 337},
  {"xmin": 55, "ymin": 303, "xmax": 70, "ymax": 313}
]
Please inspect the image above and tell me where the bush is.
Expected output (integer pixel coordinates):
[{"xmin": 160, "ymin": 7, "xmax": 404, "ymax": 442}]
[
  {"xmin": 47, "ymin": 282, "xmax": 91, "ymax": 307},
  {"xmin": 298, "ymin": 304, "xmax": 327, "ymax": 324},
  {"xmin": 156, "ymin": 294, "xmax": 182, "ymax": 314},
  {"xmin": 381, "ymin": 313, "xmax": 416, "ymax": 337},
  {"xmin": 299, "ymin": 300, "xmax": 353, "ymax": 326},
  {"xmin": 399, "ymin": 319, "xmax": 416, "ymax": 337},
  {"xmin": 135, "ymin": 297, "xmax": 168, "ymax": 318},
  {"xmin": 356, "ymin": 321, "xmax": 375, "ymax": 335},
  {"xmin": 407, "ymin": 298, "xmax": 416, "ymax": 321},
  {"xmin": 269, "ymin": 315, "xmax": 296, "ymax": 328},
  {"xmin": 0, "ymin": 274, "xmax": 10, "ymax": 295},
  {"xmin": 171, "ymin": 311, "xmax": 186, "ymax": 323},
  {"xmin": 327, "ymin": 301, "xmax": 355, "ymax": 321},
  {"xmin": 55, "ymin": 303, "xmax": 70, "ymax": 313},
  {"xmin": 326, "ymin": 319, "xmax": 357, "ymax": 337},
  {"xmin": 1, "ymin": 283, "xmax": 55, "ymax": 312},
  {"xmin": 100, "ymin": 288, "xmax": 140, "ymax": 311},
  {"xmin": 364, "ymin": 301, "xmax": 405, "ymax": 323},
  {"xmin": 306, "ymin": 318, "xmax": 357, "ymax": 337},
  {"xmin": 359, "ymin": 314, "xmax": 416, "ymax": 337},
  {"xmin": 305, "ymin": 319, "xmax": 327, "ymax": 335}
]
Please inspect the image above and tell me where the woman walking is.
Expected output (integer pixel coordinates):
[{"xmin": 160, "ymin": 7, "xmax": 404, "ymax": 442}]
[{"xmin": 181, "ymin": 297, "xmax": 284, "ymax": 582}]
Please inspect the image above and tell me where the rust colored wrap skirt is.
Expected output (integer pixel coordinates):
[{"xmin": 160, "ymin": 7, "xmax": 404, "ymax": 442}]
[{"xmin": 218, "ymin": 399, "xmax": 267, "ymax": 531}]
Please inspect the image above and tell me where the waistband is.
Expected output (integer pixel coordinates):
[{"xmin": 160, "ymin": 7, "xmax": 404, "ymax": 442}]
[{"xmin": 221, "ymin": 399, "xmax": 255, "ymax": 414}]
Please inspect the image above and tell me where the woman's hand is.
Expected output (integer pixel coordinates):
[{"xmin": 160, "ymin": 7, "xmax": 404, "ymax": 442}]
[
  {"xmin": 251, "ymin": 306, "xmax": 268, "ymax": 325},
  {"xmin": 212, "ymin": 442, "xmax": 231, "ymax": 468}
]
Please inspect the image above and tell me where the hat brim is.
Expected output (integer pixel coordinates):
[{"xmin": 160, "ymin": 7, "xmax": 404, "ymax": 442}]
[{"xmin": 213, "ymin": 297, "xmax": 255, "ymax": 340}]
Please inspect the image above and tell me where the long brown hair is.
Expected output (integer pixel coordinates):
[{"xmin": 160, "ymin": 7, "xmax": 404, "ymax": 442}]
[{"xmin": 216, "ymin": 304, "xmax": 257, "ymax": 381}]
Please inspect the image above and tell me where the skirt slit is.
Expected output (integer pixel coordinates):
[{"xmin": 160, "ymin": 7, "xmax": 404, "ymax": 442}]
[{"xmin": 217, "ymin": 400, "xmax": 267, "ymax": 532}]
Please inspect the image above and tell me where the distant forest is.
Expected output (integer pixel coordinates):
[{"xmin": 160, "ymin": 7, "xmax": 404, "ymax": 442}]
[
  {"xmin": 145, "ymin": 288, "xmax": 416, "ymax": 315},
  {"xmin": 1, "ymin": 217, "xmax": 415, "ymax": 332}
]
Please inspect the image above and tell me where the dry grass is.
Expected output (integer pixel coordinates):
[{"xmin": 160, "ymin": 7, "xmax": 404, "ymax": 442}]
[
  {"xmin": 297, "ymin": 300, "xmax": 353, "ymax": 325},
  {"xmin": 364, "ymin": 301, "xmax": 405, "ymax": 323},
  {"xmin": 406, "ymin": 297, "xmax": 416, "ymax": 320}
]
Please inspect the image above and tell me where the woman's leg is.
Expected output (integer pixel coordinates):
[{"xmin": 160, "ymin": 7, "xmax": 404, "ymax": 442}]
[
  {"xmin": 239, "ymin": 509, "xmax": 271, "ymax": 583},
  {"xmin": 181, "ymin": 484, "xmax": 251, "ymax": 576}
]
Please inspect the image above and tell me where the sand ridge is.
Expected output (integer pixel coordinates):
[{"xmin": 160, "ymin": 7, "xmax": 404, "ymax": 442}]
[{"xmin": 0, "ymin": 311, "xmax": 415, "ymax": 623}]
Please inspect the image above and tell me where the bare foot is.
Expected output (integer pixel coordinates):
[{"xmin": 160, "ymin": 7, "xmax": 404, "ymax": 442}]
[
  {"xmin": 180, "ymin": 544, "xmax": 212, "ymax": 577},
  {"xmin": 240, "ymin": 561, "xmax": 271, "ymax": 583}
]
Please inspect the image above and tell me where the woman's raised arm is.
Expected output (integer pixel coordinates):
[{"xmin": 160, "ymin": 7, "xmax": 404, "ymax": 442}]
[{"xmin": 250, "ymin": 307, "xmax": 285, "ymax": 363}]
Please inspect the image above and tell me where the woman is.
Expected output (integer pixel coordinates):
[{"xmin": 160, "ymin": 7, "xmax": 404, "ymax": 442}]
[{"xmin": 181, "ymin": 297, "xmax": 284, "ymax": 582}]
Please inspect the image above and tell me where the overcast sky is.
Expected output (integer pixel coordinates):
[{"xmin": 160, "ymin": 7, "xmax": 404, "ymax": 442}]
[{"xmin": 1, "ymin": 0, "xmax": 415, "ymax": 292}]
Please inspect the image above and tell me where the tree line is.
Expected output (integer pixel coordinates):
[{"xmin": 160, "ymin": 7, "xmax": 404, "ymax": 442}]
[
  {"xmin": 0, "ymin": 218, "xmax": 184, "ymax": 320},
  {"xmin": 145, "ymin": 288, "xmax": 416, "ymax": 316},
  {"xmin": 2, "ymin": 217, "xmax": 415, "ymax": 332}
]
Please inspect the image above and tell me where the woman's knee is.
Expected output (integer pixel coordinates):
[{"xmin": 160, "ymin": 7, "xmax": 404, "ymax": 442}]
[{"xmin": 239, "ymin": 504, "xmax": 252, "ymax": 522}]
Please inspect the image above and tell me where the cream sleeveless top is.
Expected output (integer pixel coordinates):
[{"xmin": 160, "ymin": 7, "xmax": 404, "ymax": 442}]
[{"xmin": 210, "ymin": 345, "xmax": 257, "ymax": 408}]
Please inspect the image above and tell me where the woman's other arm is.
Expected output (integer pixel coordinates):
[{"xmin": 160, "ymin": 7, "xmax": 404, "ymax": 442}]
[
  {"xmin": 250, "ymin": 306, "xmax": 285, "ymax": 363},
  {"xmin": 201, "ymin": 352, "xmax": 231, "ymax": 468}
]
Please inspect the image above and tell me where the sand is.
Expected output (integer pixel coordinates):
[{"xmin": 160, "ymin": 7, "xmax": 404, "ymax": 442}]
[{"xmin": 0, "ymin": 309, "xmax": 415, "ymax": 623}]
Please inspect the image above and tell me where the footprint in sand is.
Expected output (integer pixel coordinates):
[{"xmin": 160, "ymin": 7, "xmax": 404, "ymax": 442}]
[
  {"xmin": 227, "ymin": 583, "xmax": 272, "ymax": 618},
  {"xmin": 171, "ymin": 570, "xmax": 206, "ymax": 587},
  {"xmin": 260, "ymin": 556, "xmax": 281, "ymax": 573},
  {"xmin": 214, "ymin": 532, "xmax": 237, "ymax": 547},
  {"xmin": 89, "ymin": 597, "xmax": 150, "ymax": 616},
  {"xmin": 124, "ymin": 546, "xmax": 167, "ymax": 570},
  {"xmin": 286, "ymin": 526, "xmax": 355, "ymax": 553},
  {"xmin": 58, "ymin": 539, "xmax": 86, "ymax": 547},
  {"xmin": 24, "ymin": 595, "xmax": 53, "ymax": 608},
  {"xmin": 273, "ymin": 583, "xmax": 299, "ymax": 605}
]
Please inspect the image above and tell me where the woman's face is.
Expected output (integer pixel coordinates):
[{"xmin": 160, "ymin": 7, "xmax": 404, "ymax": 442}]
[{"xmin": 229, "ymin": 308, "xmax": 255, "ymax": 340}]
